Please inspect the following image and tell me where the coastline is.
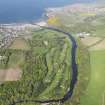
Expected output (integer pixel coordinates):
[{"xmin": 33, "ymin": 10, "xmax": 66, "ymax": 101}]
[
  {"xmin": 0, "ymin": 21, "xmax": 48, "ymax": 29},
  {"xmin": 0, "ymin": 3, "xmax": 89, "ymax": 27},
  {"xmin": 0, "ymin": 2, "xmax": 102, "ymax": 28}
]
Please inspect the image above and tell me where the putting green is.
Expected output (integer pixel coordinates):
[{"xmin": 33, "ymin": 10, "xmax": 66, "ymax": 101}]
[{"xmin": 80, "ymin": 50, "xmax": 105, "ymax": 105}]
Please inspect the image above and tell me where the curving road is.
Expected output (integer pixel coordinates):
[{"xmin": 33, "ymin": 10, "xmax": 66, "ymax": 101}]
[{"xmin": 11, "ymin": 26, "xmax": 78, "ymax": 105}]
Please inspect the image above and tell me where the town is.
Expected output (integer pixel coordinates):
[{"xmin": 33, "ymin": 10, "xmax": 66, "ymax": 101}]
[{"xmin": 0, "ymin": 22, "xmax": 47, "ymax": 48}]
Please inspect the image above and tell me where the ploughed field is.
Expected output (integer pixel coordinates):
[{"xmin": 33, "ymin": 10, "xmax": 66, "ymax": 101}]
[{"xmin": 0, "ymin": 29, "xmax": 72, "ymax": 105}]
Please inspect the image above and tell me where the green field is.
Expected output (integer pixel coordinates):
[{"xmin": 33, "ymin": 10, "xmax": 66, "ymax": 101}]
[
  {"xmin": 80, "ymin": 50, "xmax": 105, "ymax": 105},
  {"xmin": 0, "ymin": 50, "xmax": 25, "ymax": 69}
]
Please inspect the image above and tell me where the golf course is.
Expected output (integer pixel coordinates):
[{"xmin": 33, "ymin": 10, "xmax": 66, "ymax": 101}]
[{"xmin": 0, "ymin": 25, "xmax": 91, "ymax": 105}]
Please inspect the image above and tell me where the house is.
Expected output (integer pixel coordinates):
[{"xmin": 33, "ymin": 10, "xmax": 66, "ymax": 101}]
[{"xmin": 76, "ymin": 32, "xmax": 90, "ymax": 38}]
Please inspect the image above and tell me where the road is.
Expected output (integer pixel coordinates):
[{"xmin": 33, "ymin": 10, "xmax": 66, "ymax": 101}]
[{"xmin": 11, "ymin": 26, "xmax": 78, "ymax": 105}]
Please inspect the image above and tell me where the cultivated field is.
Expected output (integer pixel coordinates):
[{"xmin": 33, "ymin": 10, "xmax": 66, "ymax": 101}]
[
  {"xmin": 80, "ymin": 36, "xmax": 101, "ymax": 46},
  {"xmin": 89, "ymin": 39, "xmax": 105, "ymax": 51},
  {"xmin": 80, "ymin": 36, "xmax": 105, "ymax": 51},
  {"xmin": 9, "ymin": 38, "xmax": 30, "ymax": 50},
  {"xmin": 0, "ymin": 68, "xmax": 21, "ymax": 82}
]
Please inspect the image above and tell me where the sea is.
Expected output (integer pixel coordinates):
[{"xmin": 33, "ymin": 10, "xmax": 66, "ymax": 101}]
[{"xmin": 0, "ymin": 0, "xmax": 97, "ymax": 24}]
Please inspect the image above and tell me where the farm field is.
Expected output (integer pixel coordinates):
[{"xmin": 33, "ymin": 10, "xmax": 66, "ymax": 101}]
[
  {"xmin": 0, "ymin": 68, "xmax": 21, "ymax": 82},
  {"xmin": 89, "ymin": 39, "xmax": 105, "ymax": 51},
  {"xmin": 0, "ymin": 50, "xmax": 25, "ymax": 69},
  {"xmin": 9, "ymin": 38, "xmax": 30, "ymax": 50},
  {"xmin": 80, "ymin": 36, "xmax": 101, "ymax": 46},
  {"xmin": 80, "ymin": 50, "xmax": 105, "ymax": 105},
  {"xmin": 80, "ymin": 36, "xmax": 105, "ymax": 51}
]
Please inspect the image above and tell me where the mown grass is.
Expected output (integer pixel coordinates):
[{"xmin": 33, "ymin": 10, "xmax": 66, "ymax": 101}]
[{"xmin": 39, "ymin": 42, "xmax": 70, "ymax": 99}]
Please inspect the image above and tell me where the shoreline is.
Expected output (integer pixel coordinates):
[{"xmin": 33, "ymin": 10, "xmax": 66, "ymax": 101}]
[
  {"xmin": 0, "ymin": 3, "xmax": 92, "ymax": 26},
  {"xmin": 0, "ymin": 3, "xmax": 86, "ymax": 26},
  {"xmin": 0, "ymin": 11, "xmax": 48, "ymax": 27},
  {"xmin": 0, "ymin": 2, "xmax": 102, "ymax": 27},
  {"xmin": 0, "ymin": 21, "xmax": 48, "ymax": 29}
]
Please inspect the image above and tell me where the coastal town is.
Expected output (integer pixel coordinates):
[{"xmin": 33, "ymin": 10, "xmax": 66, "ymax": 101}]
[
  {"xmin": 0, "ymin": 21, "xmax": 47, "ymax": 48},
  {"xmin": 2, "ymin": 3, "xmax": 105, "ymax": 49}
]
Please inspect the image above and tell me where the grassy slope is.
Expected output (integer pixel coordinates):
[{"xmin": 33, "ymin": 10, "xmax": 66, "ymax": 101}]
[{"xmin": 80, "ymin": 50, "xmax": 105, "ymax": 105}]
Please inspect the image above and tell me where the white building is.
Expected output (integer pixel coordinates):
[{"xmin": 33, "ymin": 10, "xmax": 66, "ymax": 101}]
[{"xmin": 76, "ymin": 32, "xmax": 90, "ymax": 38}]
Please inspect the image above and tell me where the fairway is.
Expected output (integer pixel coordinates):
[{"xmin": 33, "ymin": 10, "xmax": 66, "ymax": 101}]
[{"xmin": 80, "ymin": 50, "xmax": 105, "ymax": 105}]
